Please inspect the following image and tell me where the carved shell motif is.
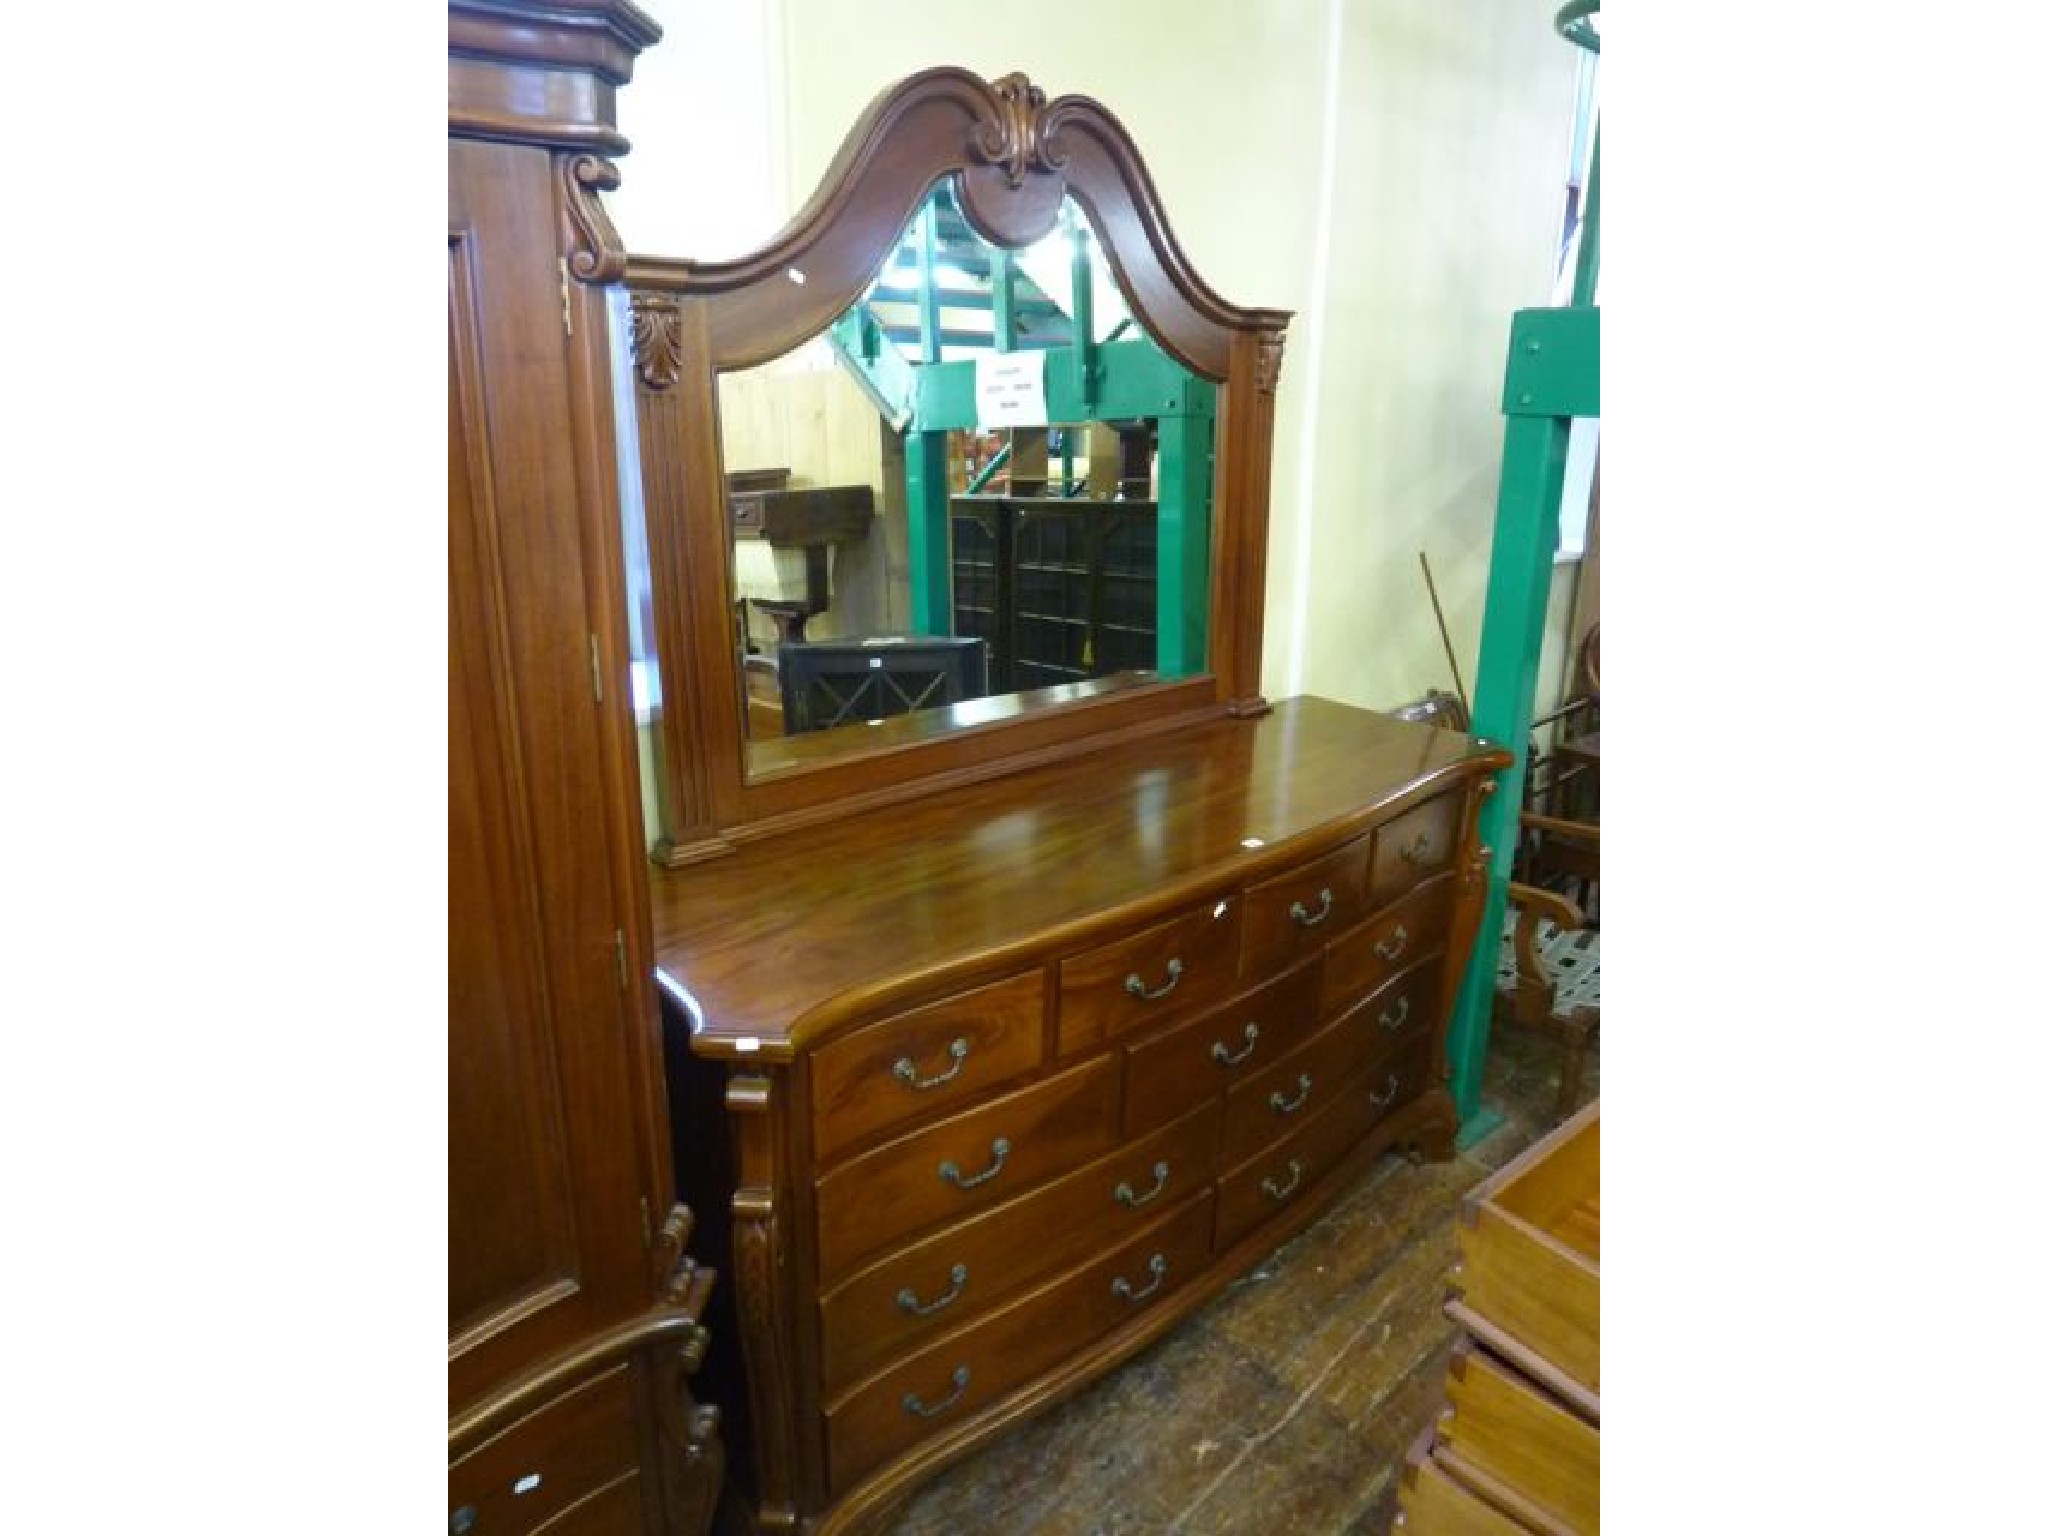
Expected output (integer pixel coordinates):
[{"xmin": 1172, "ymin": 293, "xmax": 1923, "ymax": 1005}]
[{"xmin": 969, "ymin": 72, "xmax": 1075, "ymax": 189}]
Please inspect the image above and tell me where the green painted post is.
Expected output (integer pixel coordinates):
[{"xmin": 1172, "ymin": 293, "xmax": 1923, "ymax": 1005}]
[
  {"xmin": 1443, "ymin": 306, "xmax": 1598, "ymax": 1134},
  {"xmin": 1068, "ymin": 210, "xmax": 1096, "ymax": 415},
  {"xmin": 1154, "ymin": 413, "xmax": 1213, "ymax": 676},
  {"xmin": 905, "ymin": 429, "xmax": 952, "ymax": 635},
  {"xmin": 990, "ymin": 246, "xmax": 1017, "ymax": 354}
]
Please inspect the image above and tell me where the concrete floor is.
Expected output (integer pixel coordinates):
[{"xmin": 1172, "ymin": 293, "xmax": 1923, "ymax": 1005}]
[{"xmin": 868, "ymin": 1027, "xmax": 1596, "ymax": 1536}]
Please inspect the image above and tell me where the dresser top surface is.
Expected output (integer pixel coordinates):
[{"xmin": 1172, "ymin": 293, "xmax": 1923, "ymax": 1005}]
[{"xmin": 650, "ymin": 695, "xmax": 1504, "ymax": 1055}]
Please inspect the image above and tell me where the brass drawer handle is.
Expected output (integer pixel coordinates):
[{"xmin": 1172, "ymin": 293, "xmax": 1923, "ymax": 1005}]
[
  {"xmin": 1288, "ymin": 887, "xmax": 1335, "ymax": 928},
  {"xmin": 938, "ymin": 1137, "xmax": 1011, "ymax": 1190},
  {"xmin": 1114, "ymin": 1161, "xmax": 1171, "ymax": 1208},
  {"xmin": 1112, "ymin": 1252, "xmax": 1168, "ymax": 1303},
  {"xmin": 1370, "ymin": 1074, "xmax": 1402, "ymax": 1108},
  {"xmin": 1124, "ymin": 957, "xmax": 1184, "ymax": 1001},
  {"xmin": 1260, "ymin": 1157, "xmax": 1304, "ymax": 1202},
  {"xmin": 1374, "ymin": 924, "xmax": 1409, "ymax": 962},
  {"xmin": 903, "ymin": 1364, "xmax": 970, "ymax": 1418},
  {"xmin": 1268, "ymin": 1073, "xmax": 1314, "ymax": 1116},
  {"xmin": 893, "ymin": 1037, "xmax": 969, "ymax": 1091},
  {"xmin": 1399, "ymin": 831, "xmax": 1436, "ymax": 865},
  {"xmin": 896, "ymin": 1263, "xmax": 968, "ymax": 1317},
  {"xmin": 1380, "ymin": 996, "xmax": 1411, "ymax": 1033},
  {"xmin": 1211, "ymin": 1021, "xmax": 1259, "ymax": 1066}
]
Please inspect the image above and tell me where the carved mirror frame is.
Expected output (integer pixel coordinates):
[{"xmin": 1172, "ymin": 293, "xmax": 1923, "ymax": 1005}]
[{"xmin": 617, "ymin": 67, "xmax": 1290, "ymax": 864}]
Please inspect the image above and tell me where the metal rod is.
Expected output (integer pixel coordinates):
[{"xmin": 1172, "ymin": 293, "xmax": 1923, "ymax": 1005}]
[{"xmin": 1419, "ymin": 551, "xmax": 1471, "ymax": 718}]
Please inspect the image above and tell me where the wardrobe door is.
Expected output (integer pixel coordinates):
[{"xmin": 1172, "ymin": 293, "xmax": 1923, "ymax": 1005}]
[{"xmin": 448, "ymin": 202, "xmax": 650, "ymax": 1410}]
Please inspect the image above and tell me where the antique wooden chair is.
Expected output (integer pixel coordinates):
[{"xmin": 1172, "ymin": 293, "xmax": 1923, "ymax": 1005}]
[{"xmin": 1389, "ymin": 685, "xmax": 1599, "ymax": 1118}]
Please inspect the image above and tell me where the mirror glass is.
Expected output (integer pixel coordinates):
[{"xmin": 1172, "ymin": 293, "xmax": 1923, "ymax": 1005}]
[{"xmin": 709, "ymin": 179, "xmax": 1220, "ymax": 780}]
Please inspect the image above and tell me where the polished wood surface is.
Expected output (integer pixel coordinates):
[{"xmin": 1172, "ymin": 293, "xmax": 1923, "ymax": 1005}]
[
  {"xmin": 449, "ymin": 7, "xmax": 719, "ymax": 1532},
  {"xmin": 1454, "ymin": 1102, "xmax": 1601, "ymax": 1399},
  {"xmin": 624, "ymin": 68, "xmax": 1292, "ymax": 855},
  {"xmin": 651, "ymin": 697, "xmax": 1499, "ymax": 1058},
  {"xmin": 1398, "ymin": 1435, "xmax": 1537, "ymax": 1536}
]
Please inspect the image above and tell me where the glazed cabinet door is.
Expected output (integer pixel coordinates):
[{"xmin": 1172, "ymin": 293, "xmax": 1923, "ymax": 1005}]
[{"xmin": 448, "ymin": 160, "xmax": 652, "ymax": 1412}]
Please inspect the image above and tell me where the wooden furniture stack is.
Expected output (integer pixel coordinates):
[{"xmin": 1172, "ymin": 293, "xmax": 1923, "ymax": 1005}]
[
  {"xmin": 1398, "ymin": 1102, "xmax": 1601, "ymax": 1534},
  {"xmin": 448, "ymin": 4, "xmax": 720, "ymax": 1531}
]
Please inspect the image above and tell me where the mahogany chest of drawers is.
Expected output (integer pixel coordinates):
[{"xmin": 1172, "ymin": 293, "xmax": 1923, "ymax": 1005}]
[{"xmin": 650, "ymin": 698, "xmax": 1507, "ymax": 1534}]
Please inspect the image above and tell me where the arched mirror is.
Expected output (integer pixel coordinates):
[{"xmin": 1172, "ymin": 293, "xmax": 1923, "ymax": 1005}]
[{"xmin": 618, "ymin": 69, "xmax": 1289, "ymax": 865}]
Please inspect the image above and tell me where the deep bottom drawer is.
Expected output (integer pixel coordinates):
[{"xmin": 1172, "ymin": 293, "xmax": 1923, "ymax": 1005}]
[
  {"xmin": 1439, "ymin": 1344, "xmax": 1599, "ymax": 1533},
  {"xmin": 1214, "ymin": 1034, "xmax": 1433, "ymax": 1252},
  {"xmin": 1397, "ymin": 1436, "xmax": 1535, "ymax": 1535},
  {"xmin": 449, "ymin": 1366, "xmax": 643, "ymax": 1536},
  {"xmin": 825, "ymin": 1189, "xmax": 1216, "ymax": 1495}
]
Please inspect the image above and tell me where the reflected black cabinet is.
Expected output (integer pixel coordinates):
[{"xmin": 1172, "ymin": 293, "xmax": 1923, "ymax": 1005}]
[{"xmin": 950, "ymin": 493, "xmax": 1160, "ymax": 692}]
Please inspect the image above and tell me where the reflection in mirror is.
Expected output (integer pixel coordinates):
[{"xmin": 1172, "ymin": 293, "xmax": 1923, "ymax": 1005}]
[{"xmin": 723, "ymin": 178, "xmax": 1218, "ymax": 778}]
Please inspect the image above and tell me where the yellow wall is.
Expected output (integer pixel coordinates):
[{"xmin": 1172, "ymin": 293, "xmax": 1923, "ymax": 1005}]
[{"xmin": 610, "ymin": 0, "xmax": 1580, "ymax": 717}]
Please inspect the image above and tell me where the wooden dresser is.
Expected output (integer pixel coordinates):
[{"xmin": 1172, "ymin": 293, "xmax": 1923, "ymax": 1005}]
[
  {"xmin": 448, "ymin": 4, "xmax": 721, "ymax": 1531},
  {"xmin": 653, "ymin": 699, "xmax": 1508, "ymax": 1533}
]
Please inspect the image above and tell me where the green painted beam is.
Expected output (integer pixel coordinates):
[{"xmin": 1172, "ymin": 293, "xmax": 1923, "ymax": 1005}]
[
  {"xmin": 913, "ymin": 337, "xmax": 1211, "ymax": 431},
  {"xmin": 1501, "ymin": 307, "xmax": 1599, "ymax": 420}
]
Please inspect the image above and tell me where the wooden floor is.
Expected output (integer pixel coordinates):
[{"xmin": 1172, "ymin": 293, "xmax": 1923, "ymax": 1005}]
[{"xmin": 861, "ymin": 1026, "xmax": 1598, "ymax": 1536}]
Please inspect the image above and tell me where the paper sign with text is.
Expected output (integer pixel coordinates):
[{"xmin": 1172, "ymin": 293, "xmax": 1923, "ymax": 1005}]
[{"xmin": 974, "ymin": 352, "xmax": 1049, "ymax": 428}]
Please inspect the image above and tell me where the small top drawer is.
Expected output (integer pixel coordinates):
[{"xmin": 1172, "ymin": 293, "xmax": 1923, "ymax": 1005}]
[
  {"xmin": 810, "ymin": 971, "xmax": 1047, "ymax": 1164},
  {"xmin": 1368, "ymin": 793, "xmax": 1461, "ymax": 905},
  {"xmin": 1237, "ymin": 834, "xmax": 1374, "ymax": 978},
  {"xmin": 1057, "ymin": 897, "xmax": 1243, "ymax": 1055},
  {"xmin": 449, "ymin": 1365, "xmax": 641, "ymax": 1536},
  {"xmin": 814, "ymin": 1055, "xmax": 1120, "ymax": 1282}
]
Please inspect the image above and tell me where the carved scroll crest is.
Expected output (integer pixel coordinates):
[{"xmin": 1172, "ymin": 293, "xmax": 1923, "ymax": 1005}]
[
  {"xmin": 562, "ymin": 153, "xmax": 627, "ymax": 283},
  {"xmin": 969, "ymin": 72, "xmax": 1075, "ymax": 188},
  {"xmin": 631, "ymin": 292, "xmax": 684, "ymax": 390}
]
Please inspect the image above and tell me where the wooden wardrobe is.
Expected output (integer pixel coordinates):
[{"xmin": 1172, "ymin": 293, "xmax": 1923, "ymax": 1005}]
[{"xmin": 448, "ymin": 4, "xmax": 720, "ymax": 1532}]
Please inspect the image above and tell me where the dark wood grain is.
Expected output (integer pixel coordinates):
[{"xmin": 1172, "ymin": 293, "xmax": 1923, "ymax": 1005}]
[{"xmin": 448, "ymin": 9, "xmax": 720, "ymax": 1534}]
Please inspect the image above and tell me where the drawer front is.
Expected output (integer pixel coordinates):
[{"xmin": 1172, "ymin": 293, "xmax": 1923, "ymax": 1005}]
[
  {"xmin": 1323, "ymin": 873, "xmax": 1452, "ymax": 1017},
  {"xmin": 810, "ymin": 970, "xmax": 1047, "ymax": 1164},
  {"xmin": 825, "ymin": 1190, "xmax": 1216, "ymax": 1495},
  {"xmin": 1237, "ymin": 834, "xmax": 1373, "ymax": 978},
  {"xmin": 818, "ymin": 1100, "xmax": 1221, "ymax": 1399},
  {"xmin": 449, "ymin": 1365, "xmax": 642, "ymax": 1536},
  {"xmin": 1333, "ymin": 957, "xmax": 1443, "ymax": 1079},
  {"xmin": 1214, "ymin": 1034, "xmax": 1434, "ymax": 1252},
  {"xmin": 1441, "ymin": 1346, "xmax": 1600, "ymax": 1533},
  {"xmin": 815, "ymin": 1055, "xmax": 1120, "ymax": 1281},
  {"xmin": 1219, "ymin": 988, "xmax": 1405, "ymax": 1167},
  {"xmin": 1368, "ymin": 793, "xmax": 1461, "ymax": 905},
  {"xmin": 1057, "ymin": 896, "xmax": 1244, "ymax": 1054},
  {"xmin": 1122, "ymin": 962, "xmax": 1322, "ymax": 1136}
]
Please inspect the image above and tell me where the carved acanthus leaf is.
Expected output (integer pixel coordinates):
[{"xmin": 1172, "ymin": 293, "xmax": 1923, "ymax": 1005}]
[
  {"xmin": 631, "ymin": 293, "xmax": 684, "ymax": 390},
  {"xmin": 969, "ymin": 72, "xmax": 1074, "ymax": 189},
  {"xmin": 1256, "ymin": 329, "xmax": 1288, "ymax": 396},
  {"xmin": 562, "ymin": 153, "xmax": 627, "ymax": 282}
]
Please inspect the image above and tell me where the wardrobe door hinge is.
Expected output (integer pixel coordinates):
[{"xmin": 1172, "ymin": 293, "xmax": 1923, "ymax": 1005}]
[
  {"xmin": 558, "ymin": 258, "xmax": 573, "ymax": 335},
  {"xmin": 588, "ymin": 633, "xmax": 604, "ymax": 702},
  {"xmin": 614, "ymin": 929, "xmax": 629, "ymax": 991}
]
